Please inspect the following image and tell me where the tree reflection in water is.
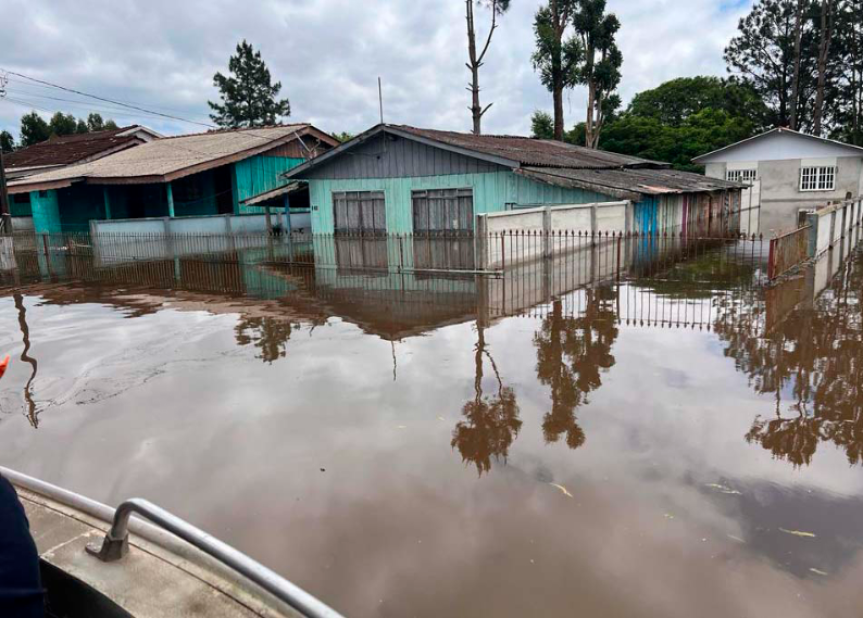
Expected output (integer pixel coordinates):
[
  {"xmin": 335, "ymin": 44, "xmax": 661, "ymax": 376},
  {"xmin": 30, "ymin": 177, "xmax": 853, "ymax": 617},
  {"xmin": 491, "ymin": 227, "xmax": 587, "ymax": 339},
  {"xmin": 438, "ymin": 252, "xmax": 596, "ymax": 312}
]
[
  {"xmin": 717, "ymin": 254, "xmax": 863, "ymax": 467},
  {"xmin": 234, "ymin": 316, "xmax": 297, "ymax": 364},
  {"xmin": 452, "ymin": 326, "xmax": 522, "ymax": 476},
  {"xmin": 533, "ymin": 289, "xmax": 619, "ymax": 449}
]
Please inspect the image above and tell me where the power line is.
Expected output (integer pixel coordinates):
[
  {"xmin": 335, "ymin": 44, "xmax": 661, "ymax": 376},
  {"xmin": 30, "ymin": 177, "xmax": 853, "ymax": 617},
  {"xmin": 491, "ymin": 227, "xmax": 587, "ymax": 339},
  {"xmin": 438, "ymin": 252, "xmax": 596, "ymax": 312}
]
[{"xmin": 1, "ymin": 69, "xmax": 215, "ymax": 129}]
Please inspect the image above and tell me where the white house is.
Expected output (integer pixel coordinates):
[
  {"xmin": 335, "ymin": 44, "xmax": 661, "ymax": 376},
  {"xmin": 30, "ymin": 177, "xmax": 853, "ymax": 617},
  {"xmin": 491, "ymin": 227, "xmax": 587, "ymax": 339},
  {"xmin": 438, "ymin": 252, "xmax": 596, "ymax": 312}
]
[{"xmin": 694, "ymin": 128, "xmax": 863, "ymax": 233}]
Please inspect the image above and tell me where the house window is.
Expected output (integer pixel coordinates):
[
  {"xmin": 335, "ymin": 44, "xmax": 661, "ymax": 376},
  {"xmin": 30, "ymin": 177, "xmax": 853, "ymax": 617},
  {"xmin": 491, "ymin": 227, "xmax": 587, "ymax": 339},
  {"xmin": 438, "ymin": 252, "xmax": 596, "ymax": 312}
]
[
  {"xmin": 800, "ymin": 166, "xmax": 836, "ymax": 191},
  {"xmin": 412, "ymin": 188, "xmax": 474, "ymax": 235},
  {"xmin": 332, "ymin": 191, "xmax": 386, "ymax": 235},
  {"xmin": 726, "ymin": 169, "xmax": 757, "ymax": 183}
]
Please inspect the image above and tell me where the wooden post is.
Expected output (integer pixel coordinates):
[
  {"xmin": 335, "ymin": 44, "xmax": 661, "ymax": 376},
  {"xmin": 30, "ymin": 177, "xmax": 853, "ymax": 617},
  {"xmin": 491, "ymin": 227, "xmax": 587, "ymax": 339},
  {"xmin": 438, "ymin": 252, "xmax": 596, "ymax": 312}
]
[
  {"xmin": 103, "ymin": 187, "xmax": 112, "ymax": 220},
  {"xmin": 166, "ymin": 183, "xmax": 175, "ymax": 218},
  {"xmin": 0, "ymin": 149, "xmax": 11, "ymax": 234}
]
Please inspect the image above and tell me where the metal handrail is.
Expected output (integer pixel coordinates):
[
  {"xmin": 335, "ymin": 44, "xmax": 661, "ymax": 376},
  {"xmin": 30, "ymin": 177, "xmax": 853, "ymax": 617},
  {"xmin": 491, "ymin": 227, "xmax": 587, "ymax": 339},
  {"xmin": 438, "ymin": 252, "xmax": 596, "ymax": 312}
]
[{"xmin": 0, "ymin": 467, "xmax": 345, "ymax": 618}]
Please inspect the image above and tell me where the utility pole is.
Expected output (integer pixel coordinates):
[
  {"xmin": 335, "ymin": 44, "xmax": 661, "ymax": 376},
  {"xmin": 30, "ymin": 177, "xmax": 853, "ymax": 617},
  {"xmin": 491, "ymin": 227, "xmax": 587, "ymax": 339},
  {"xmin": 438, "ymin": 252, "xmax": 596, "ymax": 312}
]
[
  {"xmin": 0, "ymin": 71, "xmax": 10, "ymax": 235},
  {"xmin": 0, "ymin": 149, "xmax": 11, "ymax": 235}
]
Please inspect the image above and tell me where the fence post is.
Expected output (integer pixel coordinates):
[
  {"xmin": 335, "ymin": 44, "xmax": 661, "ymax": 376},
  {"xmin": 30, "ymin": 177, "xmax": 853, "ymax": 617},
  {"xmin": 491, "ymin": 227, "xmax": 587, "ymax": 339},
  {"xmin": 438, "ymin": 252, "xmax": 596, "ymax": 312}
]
[
  {"xmin": 542, "ymin": 207, "xmax": 551, "ymax": 259},
  {"xmin": 475, "ymin": 215, "xmax": 488, "ymax": 271}
]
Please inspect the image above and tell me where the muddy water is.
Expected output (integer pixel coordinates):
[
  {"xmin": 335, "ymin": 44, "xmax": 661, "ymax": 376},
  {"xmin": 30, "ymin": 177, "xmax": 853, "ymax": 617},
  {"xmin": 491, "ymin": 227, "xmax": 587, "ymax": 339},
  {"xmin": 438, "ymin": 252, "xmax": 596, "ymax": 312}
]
[{"xmin": 1, "ymin": 243, "xmax": 862, "ymax": 618}]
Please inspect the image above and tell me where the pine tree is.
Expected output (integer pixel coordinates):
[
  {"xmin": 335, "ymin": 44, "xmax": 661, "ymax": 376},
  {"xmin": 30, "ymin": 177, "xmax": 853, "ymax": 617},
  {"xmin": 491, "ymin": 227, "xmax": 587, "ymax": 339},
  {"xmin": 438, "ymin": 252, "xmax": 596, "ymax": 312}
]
[{"xmin": 208, "ymin": 40, "xmax": 291, "ymax": 129}]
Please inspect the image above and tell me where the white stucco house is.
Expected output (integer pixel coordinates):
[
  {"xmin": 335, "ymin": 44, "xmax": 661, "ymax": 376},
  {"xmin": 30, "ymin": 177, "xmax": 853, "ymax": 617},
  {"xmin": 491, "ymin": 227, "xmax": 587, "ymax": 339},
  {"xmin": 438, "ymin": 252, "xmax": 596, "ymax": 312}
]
[{"xmin": 694, "ymin": 128, "xmax": 863, "ymax": 233}]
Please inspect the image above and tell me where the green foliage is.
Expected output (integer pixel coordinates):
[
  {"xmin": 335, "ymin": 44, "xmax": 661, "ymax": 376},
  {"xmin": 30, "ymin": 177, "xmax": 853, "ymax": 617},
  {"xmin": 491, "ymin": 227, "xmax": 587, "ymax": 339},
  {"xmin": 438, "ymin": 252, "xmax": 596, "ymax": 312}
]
[
  {"xmin": 49, "ymin": 112, "xmax": 79, "ymax": 137},
  {"xmin": 600, "ymin": 108, "xmax": 759, "ymax": 172},
  {"xmin": 87, "ymin": 113, "xmax": 106, "ymax": 132},
  {"xmin": 0, "ymin": 131, "xmax": 14, "ymax": 153},
  {"xmin": 104, "ymin": 119, "xmax": 119, "ymax": 131},
  {"xmin": 75, "ymin": 119, "xmax": 89, "ymax": 134},
  {"xmin": 209, "ymin": 40, "xmax": 291, "ymax": 128},
  {"xmin": 628, "ymin": 76, "xmax": 769, "ymax": 128},
  {"xmin": 331, "ymin": 131, "xmax": 355, "ymax": 143},
  {"xmin": 530, "ymin": 111, "xmax": 554, "ymax": 139},
  {"xmin": 19, "ymin": 112, "xmax": 50, "ymax": 147}
]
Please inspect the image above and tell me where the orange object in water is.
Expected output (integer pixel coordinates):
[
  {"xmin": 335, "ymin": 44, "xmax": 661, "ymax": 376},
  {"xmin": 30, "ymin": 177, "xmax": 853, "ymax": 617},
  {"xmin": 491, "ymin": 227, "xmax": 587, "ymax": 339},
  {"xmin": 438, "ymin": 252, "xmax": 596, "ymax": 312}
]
[{"xmin": 0, "ymin": 355, "xmax": 9, "ymax": 380}]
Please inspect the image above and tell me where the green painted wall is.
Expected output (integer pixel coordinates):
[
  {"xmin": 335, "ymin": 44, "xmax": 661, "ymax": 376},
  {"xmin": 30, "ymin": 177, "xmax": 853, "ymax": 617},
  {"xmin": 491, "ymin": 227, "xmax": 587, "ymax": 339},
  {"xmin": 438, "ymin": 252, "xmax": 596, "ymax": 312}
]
[
  {"xmin": 307, "ymin": 171, "xmax": 612, "ymax": 234},
  {"xmin": 31, "ymin": 190, "xmax": 62, "ymax": 234},
  {"xmin": 234, "ymin": 156, "xmax": 305, "ymax": 214},
  {"xmin": 172, "ymin": 169, "xmax": 220, "ymax": 217},
  {"xmin": 10, "ymin": 194, "xmax": 32, "ymax": 217}
]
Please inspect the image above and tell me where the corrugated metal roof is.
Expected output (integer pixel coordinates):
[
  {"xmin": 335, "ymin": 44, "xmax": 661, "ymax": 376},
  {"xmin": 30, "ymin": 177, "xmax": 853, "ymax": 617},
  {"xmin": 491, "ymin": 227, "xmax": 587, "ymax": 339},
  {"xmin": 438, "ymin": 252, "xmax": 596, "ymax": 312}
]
[
  {"xmin": 8, "ymin": 124, "xmax": 335, "ymax": 192},
  {"xmin": 393, "ymin": 125, "xmax": 668, "ymax": 170},
  {"xmin": 4, "ymin": 126, "xmax": 146, "ymax": 169},
  {"xmin": 520, "ymin": 166, "xmax": 746, "ymax": 200}
]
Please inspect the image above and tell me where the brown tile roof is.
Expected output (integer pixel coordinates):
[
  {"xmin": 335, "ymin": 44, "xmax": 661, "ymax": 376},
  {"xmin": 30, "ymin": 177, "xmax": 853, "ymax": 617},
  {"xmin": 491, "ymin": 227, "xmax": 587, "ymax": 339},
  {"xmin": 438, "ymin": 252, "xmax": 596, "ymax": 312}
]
[
  {"xmin": 4, "ymin": 126, "xmax": 146, "ymax": 169},
  {"xmin": 392, "ymin": 125, "xmax": 666, "ymax": 170},
  {"xmin": 8, "ymin": 124, "xmax": 338, "ymax": 193}
]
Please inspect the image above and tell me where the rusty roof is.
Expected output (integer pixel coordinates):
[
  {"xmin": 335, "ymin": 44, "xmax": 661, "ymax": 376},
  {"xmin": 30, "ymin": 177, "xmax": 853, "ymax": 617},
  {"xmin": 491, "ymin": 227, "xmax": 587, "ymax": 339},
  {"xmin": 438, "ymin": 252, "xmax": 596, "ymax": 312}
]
[
  {"xmin": 4, "ymin": 126, "xmax": 152, "ymax": 170},
  {"xmin": 392, "ymin": 125, "xmax": 667, "ymax": 170},
  {"xmin": 519, "ymin": 166, "xmax": 746, "ymax": 201}
]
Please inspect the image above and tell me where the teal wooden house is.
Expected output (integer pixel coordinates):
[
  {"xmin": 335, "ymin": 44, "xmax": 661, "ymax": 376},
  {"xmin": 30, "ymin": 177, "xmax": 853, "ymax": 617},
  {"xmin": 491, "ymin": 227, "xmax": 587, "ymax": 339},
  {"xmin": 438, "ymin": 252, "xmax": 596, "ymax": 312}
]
[
  {"xmin": 283, "ymin": 124, "xmax": 746, "ymax": 237},
  {"xmin": 7, "ymin": 125, "xmax": 338, "ymax": 234}
]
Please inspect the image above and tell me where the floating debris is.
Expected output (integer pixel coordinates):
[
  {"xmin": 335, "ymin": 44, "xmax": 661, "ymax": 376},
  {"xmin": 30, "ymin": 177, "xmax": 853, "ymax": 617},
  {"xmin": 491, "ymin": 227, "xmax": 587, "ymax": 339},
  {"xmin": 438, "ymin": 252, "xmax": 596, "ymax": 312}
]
[
  {"xmin": 779, "ymin": 528, "xmax": 816, "ymax": 539},
  {"xmin": 809, "ymin": 568, "xmax": 829, "ymax": 576},
  {"xmin": 726, "ymin": 534, "xmax": 746, "ymax": 543},
  {"xmin": 549, "ymin": 483, "xmax": 573, "ymax": 498},
  {"xmin": 706, "ymin": 483, "xmax": 742, "ymax": 495}
]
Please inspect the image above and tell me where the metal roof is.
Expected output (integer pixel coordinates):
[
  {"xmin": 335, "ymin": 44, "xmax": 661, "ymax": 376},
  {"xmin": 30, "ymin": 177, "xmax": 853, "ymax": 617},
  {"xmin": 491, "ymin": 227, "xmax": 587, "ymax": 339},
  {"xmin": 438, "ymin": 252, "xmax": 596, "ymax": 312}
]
[
  {"xmin": 8, "ymin": 125, "xmax": 338, "ymax": 193},
  {"xmin": 519, "ymin": 166, "xmax": 746, "ymax": 201},
  {"xmin": 4, "ymin": 126, "xmax": 156, "ymax": 169}
]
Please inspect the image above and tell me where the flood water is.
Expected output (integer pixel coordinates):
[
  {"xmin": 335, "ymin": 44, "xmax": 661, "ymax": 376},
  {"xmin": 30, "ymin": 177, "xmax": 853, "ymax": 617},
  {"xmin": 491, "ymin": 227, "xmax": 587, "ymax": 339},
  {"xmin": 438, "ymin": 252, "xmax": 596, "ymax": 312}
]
[{"xmin": 1, "ymin": 234, "xmax": 863, "ymax": 618}]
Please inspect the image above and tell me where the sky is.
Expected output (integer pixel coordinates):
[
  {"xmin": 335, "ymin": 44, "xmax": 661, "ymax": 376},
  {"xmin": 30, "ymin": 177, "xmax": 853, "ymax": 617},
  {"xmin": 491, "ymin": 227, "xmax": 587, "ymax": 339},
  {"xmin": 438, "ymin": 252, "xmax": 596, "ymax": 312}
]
[{"xmin": 0, "ymin": 0, "xmax": 752, "ymax": 141}]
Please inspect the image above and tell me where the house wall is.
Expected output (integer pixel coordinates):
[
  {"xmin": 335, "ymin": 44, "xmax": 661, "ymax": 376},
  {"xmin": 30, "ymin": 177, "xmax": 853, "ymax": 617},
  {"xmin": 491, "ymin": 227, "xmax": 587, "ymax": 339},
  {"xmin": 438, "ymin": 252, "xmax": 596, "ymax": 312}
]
[
  {"xmin": 31, "ymin": 190, "xmax": 62, "ymax": 234},
  {"xmin": 234, "ymin": 155, "xmax": 305, "ymax": 214},
  {"xmin": 705, "ymin": 157, "xmax": 862, "ymax": 233},
  {"xmin": 307, "ymin": 171, "xmax": 612, "ymax": 234}
]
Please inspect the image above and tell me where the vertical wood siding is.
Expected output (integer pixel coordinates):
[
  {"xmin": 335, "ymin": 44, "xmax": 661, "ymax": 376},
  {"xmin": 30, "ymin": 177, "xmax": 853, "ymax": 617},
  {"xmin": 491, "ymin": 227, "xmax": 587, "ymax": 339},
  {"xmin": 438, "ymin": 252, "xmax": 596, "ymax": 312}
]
[
  {"xmin": 308, "ymin": 171, "xmax": 612, "ymax": 234},
  {"xmin": 235, "ymin": 156, "xmax": 304, "ymax": 214}
]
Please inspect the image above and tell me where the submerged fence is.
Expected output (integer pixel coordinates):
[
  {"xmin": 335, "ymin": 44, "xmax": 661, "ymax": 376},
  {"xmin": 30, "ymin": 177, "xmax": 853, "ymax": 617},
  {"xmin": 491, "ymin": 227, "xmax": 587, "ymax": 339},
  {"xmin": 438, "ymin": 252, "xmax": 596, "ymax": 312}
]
[{"xmin": 768, "ymin": 225, "xmax": 812, "ymax": 280}]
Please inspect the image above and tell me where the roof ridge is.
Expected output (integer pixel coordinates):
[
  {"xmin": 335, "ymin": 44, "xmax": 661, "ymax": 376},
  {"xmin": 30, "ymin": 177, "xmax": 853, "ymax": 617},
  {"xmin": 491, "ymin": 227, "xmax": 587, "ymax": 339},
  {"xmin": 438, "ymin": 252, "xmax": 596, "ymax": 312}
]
[{"xmin": 158, "ymin": 123, "xmax": 310, "ymax": 141}]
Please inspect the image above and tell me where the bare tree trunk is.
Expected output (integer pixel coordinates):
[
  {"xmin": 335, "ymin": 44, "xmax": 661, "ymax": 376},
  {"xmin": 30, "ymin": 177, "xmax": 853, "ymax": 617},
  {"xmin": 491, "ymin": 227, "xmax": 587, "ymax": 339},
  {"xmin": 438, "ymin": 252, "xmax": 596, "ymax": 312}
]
[
  {"xmin": 813, "ymin": 0, "xmax": 835, "ymax": 136},
  {"xmin": 789, "ymin": 0, "xmax": 806, "ymax": 130},
  {"xmin": 466, "ymin": 0, "xmax": 499, "ymax": 135},
  {"xmin": 553, "ymin": 81, "xmax": 564, "ymax": 141},
  {"xmin": 585, "ymin": 80, "xmax": 597, "ymax": 148}
]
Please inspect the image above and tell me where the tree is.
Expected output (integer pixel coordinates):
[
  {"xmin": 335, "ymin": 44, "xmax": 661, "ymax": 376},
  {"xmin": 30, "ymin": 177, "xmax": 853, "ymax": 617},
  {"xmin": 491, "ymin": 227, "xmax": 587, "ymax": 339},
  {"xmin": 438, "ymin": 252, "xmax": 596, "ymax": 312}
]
[
  {"xmin": 104, "ymin": 119, "xmax": 119, "ymax": 131},
  {"xmin": 87, "ymin": 113, "xmax": 106, "ymax": 132},
  {"xmin": 75, "ymin": 118, "xmax": 89, "ymax": 134},
  {"xmin": 209, "ymin": 40, "xmax": 291, "ymax": 128},
  {"xmin": 530, "ymin": 110, "xmax": 555, "ymax": 139},
  {"xmin": 532, "ymin": 0, "xmax": 581, "ymax": 141},
  {"xmin": 573, "ymin": 0, "xmax": 622, "ymax": 148},
  {"xmin": 49, "ymin": 112, "xmax": 78, "ymax": 137},
  {"xmin": 19, "ymin": 112, "xmax": 50, "ymax": 147},
  {"xmin": 627, "ymin": 76, "xmax": 768, "ymax": 128},
  {"xmin": 725, "ymin": 0, "xmax": 820, "ymax": 131},
  {"xmin": 331, "ymin": 131, "xmax": 355, "ymax": 143},
  {"xmin": 0, "ymin": 131, "xmax": 14, "ymax": 153},
  {"xmin": 831, "ymin": 0, "xmax": 863, "ymax": 144},
  {"xmin": 812, "ymin": 0, "xmax": 838, "ymax": 136},
  {"xmin": 465, "ymin": 0, "xmax": 512, "ymax": 135}
]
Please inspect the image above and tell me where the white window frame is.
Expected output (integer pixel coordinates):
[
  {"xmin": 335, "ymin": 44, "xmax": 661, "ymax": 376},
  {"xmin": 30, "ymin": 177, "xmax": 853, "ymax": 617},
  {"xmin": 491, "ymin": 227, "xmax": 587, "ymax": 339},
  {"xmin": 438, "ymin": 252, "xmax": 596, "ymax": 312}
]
[
  {"xmin": 800, "ymin": 166, "xmax": 836, "ymax": 192},
  {"xmin": 726, "ymin": 169, "xmax": 758, "ymax": 183}
]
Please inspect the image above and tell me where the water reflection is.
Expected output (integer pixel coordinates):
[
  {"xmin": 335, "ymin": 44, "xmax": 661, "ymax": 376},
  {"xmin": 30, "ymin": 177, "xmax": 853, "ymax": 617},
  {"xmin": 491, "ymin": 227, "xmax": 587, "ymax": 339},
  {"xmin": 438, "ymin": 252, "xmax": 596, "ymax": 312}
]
[
  {"xmin": 13, "ymin": 293, "xmax": 39, "ymax": 427},
  {"xmin": 234, "ymin": 316, "xmax": 297, "ymax": 364},
  {"xmin": 716, "ymin": 251, "xmax": 863, "ymax": 467},
  {"xmin": 451, "ymin": 326, "xmax": 521, "ymax": 475},
  {"xmin": 534, "ymin": 290, "xmax": 618, "ymax": 449}
]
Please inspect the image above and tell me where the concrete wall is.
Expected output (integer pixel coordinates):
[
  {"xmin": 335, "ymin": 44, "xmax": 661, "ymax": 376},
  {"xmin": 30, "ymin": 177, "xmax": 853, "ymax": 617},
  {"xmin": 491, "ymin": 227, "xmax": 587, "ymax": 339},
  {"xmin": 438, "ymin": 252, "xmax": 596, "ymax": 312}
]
[
  {"xmin": 307, "ymin": 171, "xmax": 612, "ymax": 234},
  {"xmin": 807, "ymin": 198, "xmax": 863, "ymax": 257}
]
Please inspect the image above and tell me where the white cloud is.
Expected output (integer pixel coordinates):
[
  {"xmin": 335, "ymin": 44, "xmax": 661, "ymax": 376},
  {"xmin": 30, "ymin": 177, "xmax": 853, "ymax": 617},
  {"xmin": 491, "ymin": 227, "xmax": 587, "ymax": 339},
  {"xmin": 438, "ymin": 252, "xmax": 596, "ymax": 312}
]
[{"xmin": 0, "ymin": 0, "xmax": 752, "ymax": 140}]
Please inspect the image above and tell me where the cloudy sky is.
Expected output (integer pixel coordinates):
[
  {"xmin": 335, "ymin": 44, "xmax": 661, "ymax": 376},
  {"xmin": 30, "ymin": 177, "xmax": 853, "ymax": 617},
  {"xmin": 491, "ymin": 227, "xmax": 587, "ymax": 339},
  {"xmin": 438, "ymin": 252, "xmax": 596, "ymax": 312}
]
[{"xmin": 0, "ymin": 0, "xmax": 751, "ymax": 140}]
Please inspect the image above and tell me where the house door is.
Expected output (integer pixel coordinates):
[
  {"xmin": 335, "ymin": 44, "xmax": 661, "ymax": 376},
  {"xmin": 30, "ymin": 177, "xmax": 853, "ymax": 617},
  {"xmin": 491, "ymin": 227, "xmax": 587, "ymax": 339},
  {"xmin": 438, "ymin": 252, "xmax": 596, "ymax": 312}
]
[{"xmin": 412, "ymin": 189, "xmax": 474, "ymax": 236}]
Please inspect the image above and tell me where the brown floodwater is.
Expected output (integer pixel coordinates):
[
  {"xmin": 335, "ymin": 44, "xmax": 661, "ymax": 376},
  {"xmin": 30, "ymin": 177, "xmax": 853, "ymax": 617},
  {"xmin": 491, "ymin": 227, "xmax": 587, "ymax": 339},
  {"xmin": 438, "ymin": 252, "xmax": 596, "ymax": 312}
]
[{"xmin": 1, "ymin": 238, "xmax": 862, "ymax": 618}]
